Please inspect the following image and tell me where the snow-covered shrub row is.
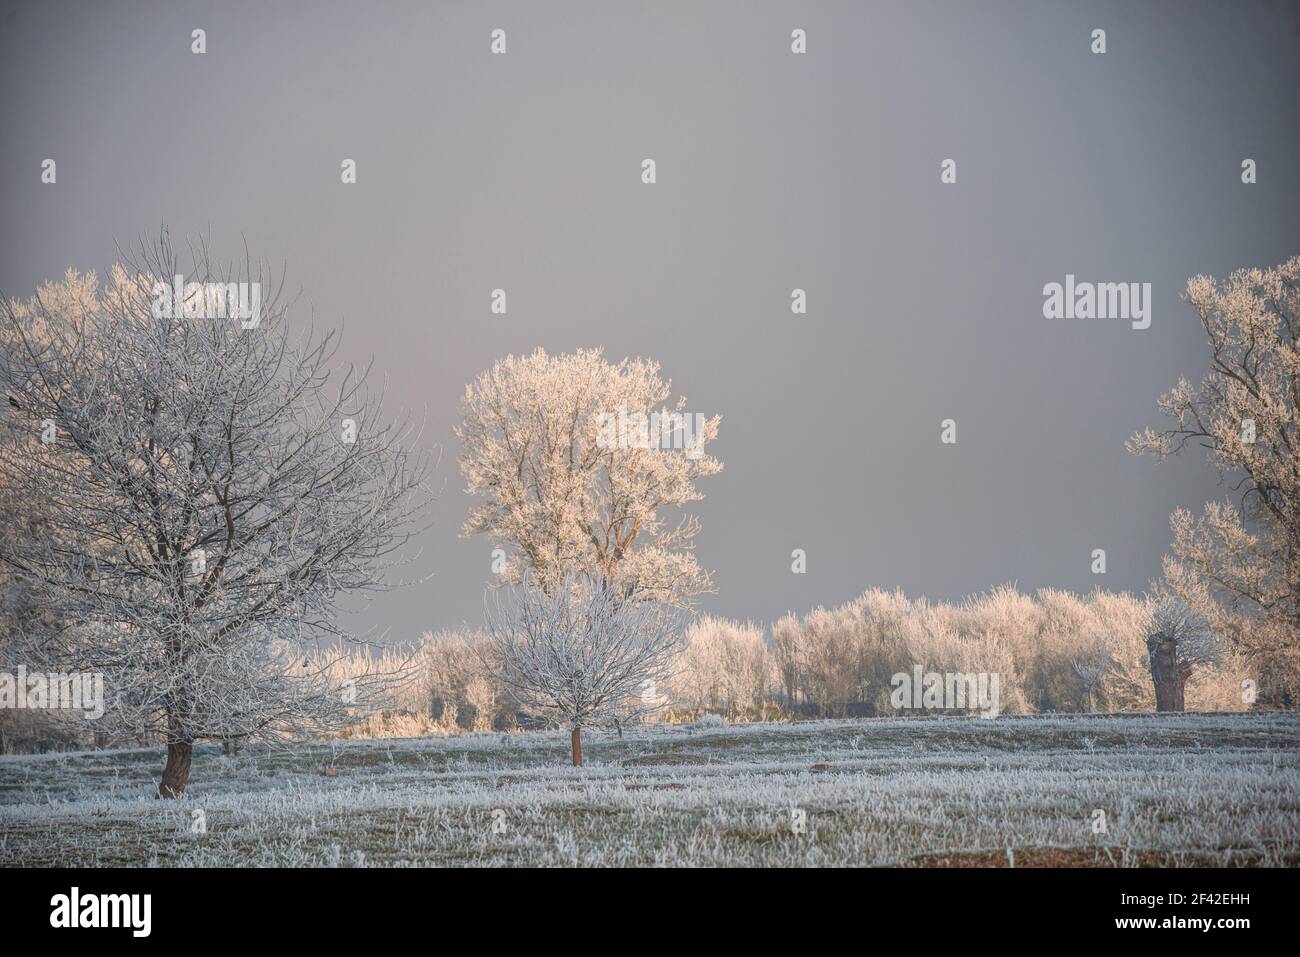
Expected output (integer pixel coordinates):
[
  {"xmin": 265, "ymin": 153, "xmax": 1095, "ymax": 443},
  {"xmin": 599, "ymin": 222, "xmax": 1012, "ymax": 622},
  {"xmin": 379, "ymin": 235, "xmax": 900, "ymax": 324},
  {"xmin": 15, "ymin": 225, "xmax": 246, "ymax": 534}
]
[
  {"xmin": 316, "ymin": 586, "xmax": 1252, "ymax": 740},
  {"xmin": 766, "ymin": 586, "xmax": 1249, "ymax": 717}
]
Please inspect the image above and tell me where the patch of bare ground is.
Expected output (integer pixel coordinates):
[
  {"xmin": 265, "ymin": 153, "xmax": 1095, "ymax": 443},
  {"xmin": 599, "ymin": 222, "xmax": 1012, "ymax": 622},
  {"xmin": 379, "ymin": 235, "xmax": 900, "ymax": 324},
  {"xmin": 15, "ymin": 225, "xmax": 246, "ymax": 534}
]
[{"xmin": 904, "ymin": 847, "xmax": 1268, "ymax": 867}]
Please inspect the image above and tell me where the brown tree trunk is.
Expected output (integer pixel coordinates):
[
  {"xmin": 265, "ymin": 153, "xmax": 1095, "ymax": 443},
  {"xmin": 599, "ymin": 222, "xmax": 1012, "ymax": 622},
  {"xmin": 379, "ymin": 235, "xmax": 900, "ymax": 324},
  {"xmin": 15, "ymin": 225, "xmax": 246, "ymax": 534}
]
[
  {"xmin": 1149, "ymin": 638, "xmax": 1189, "ymax": 712},
  {"xmin": 159, "ymin": 740, "xmax": 192, "ymax": 798},
  {"xmin": 571, "ymin": 726, "xmax": 582, "ymax": 767}
]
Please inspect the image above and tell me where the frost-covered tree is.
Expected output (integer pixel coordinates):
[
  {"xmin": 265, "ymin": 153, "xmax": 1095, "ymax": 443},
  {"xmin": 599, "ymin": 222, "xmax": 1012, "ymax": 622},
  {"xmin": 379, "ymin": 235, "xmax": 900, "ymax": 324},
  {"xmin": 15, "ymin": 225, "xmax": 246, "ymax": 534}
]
[
  {"xmin": 674, "ymin": 616, "xmax": 772, "ymax": 718},
  {"xmin": 1144, "ymin": 597, "xmax": 1218, "ymax": 712},
  {"xmin": 484, "ymin": 574, "xmax": 682, "ymax": 766},
  {"xmin": 793, "ymin": 604, "xmax": 864, "ymax": 718},
  {"xmin": 1129, "ymin": 256, "xmax": 1300, "ymax": 704},
  {"xmin": 1070, "ymin": 650, "xmax": 1110, "ymax": 713},
  {"xmin": 457, "ymin": 348, "xmax": 721, "ymax": 605},
  {"xmin": 0, "ymin": 233, "xmax": 431, "ymax": 795}
]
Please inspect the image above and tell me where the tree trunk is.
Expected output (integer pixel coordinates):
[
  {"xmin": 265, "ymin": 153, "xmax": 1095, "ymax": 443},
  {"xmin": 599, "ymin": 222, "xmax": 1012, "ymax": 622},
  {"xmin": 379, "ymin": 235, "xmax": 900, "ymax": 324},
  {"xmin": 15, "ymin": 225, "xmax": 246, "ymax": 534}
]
[
  {"xmin": 159, "ymin": 740, "xmax": 193, "ymax": 798},
  {"xmin": 570, "ymin": 726, "xmax": 582, "ymax": 767},
  {"xmin": 1149, "ymin": 638, "xmax": 1189, "ymax": 712}
]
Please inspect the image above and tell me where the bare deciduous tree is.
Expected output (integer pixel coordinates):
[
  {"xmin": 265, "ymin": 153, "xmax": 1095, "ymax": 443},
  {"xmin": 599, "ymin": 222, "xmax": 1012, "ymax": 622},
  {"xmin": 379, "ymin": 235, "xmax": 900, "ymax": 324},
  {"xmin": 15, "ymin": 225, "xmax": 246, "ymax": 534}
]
[
  {"xmin": 0, "ymin": 232, "xmax": 431, "ymax": 795},
  {"xmin": 1070, "ymin": 650, "xmax": 1111, "ymax": 713},
  {"xmin": 457, "ymin": 348, "xmax": 721, "ymax": 605},
  {"xmin": 483, "ymin": 574, "xmax": 682, "ymax": 766},
  {"xmin": 1129, "ymin": 256, "xmax": 1300, "ymax": 704}
]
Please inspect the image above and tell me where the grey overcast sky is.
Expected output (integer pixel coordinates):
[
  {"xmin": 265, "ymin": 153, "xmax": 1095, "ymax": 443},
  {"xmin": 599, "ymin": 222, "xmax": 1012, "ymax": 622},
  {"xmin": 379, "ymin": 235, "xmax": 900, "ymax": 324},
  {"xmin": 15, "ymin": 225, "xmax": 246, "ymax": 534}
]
[{"xmin": 2, "ymin": 0, "xmax": 1299, "ymax": 644}]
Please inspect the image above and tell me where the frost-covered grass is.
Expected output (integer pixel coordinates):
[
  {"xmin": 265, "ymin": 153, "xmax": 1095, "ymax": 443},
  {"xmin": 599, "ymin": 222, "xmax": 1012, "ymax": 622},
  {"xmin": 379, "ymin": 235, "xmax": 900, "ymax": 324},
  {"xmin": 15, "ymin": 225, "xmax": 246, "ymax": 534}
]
[{"xmin": 1, "ymin": 713, "xmax": 1297, "ymax": 867}]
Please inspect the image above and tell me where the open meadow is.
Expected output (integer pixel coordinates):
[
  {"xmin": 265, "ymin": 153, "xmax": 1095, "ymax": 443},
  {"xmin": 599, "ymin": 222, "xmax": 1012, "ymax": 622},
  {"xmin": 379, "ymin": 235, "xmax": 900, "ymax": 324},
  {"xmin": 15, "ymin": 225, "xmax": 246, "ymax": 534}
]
[{"xmin": 2, "ymin": 713, "xmax": 1296, "ymax": 868}]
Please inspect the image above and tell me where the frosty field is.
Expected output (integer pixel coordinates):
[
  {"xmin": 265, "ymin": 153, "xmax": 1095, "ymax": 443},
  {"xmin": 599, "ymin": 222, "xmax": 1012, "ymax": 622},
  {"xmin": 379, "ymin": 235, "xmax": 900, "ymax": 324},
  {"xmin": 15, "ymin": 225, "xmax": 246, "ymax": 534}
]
[{"xmin": 1, "ymin": 713, "xmax": 1297, "ymax": 867}]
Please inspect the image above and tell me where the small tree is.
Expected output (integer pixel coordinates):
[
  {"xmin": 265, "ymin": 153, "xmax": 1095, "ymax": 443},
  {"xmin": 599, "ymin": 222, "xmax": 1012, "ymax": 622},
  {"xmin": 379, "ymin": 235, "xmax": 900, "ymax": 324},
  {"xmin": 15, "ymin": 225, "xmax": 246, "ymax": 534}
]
[
  {"xmin": 1070, "ymin": 647, "xmax": 1111, "ymax": 713},
  {"xmin": 0, "ymin": 233, "xmax": 430, "ymax": 795},
  {"xmin": 1145, "ymin": 597, "xmax": 1218, "ymax": 712},
  {"xmin": 484, "ymin": 574, "xmax": 682, "ymax": 766}
]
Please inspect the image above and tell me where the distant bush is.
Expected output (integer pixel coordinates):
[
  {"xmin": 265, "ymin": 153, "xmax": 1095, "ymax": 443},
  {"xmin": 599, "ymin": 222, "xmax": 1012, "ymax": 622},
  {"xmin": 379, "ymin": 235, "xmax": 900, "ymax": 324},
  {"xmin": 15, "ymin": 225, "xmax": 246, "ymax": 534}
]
[
  {"xmin": 322, "ymin": 629, "xmax": 518, "ymax": 739},
  {"xmin": 0, "ymin": 709, "xmax": 91, "ymax": 754},
  {"xmin": 333, "ymin": 709, "xmax": 441, "ymax": 741},
  {"xmin": 671, "ymin": 616, "xmax": 774, "ymax": 719}
]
